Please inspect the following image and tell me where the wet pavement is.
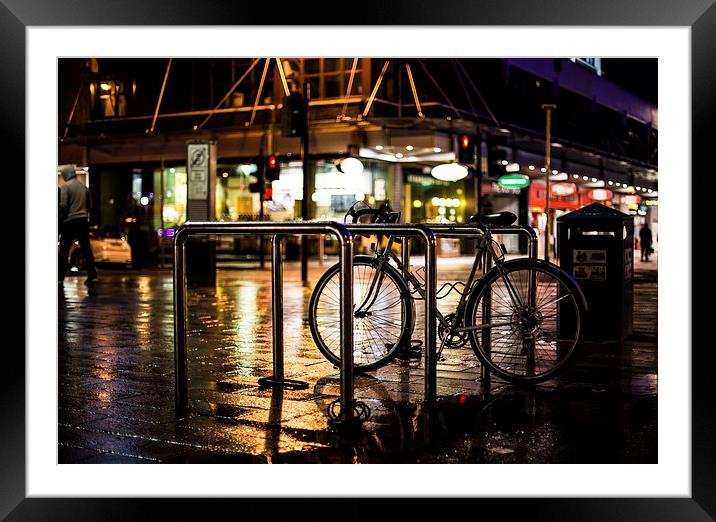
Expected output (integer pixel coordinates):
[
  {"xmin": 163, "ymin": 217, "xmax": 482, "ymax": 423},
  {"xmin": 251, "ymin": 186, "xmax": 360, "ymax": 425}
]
[{"xmin": 58, "ymin": 254, "xmax": 657, "ymax": 464}]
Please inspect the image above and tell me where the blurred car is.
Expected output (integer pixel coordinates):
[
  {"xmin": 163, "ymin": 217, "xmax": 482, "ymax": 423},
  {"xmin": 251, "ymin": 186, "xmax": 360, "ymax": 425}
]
[{"xmin": 68, "ymin": 229, "xmax": 132, "ymax": 269}]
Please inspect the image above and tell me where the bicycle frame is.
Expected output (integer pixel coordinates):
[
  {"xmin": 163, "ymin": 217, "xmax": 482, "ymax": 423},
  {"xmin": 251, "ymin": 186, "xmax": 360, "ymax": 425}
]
[{"xmin": 359, "ymin": 227, "xmax": 527, "ymax": 338}]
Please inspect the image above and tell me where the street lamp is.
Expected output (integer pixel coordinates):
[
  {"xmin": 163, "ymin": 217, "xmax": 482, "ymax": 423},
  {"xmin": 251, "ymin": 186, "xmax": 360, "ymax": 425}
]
[{"xmin": 541, "ymin": 103, "xmax": 557, "ymax": 262}]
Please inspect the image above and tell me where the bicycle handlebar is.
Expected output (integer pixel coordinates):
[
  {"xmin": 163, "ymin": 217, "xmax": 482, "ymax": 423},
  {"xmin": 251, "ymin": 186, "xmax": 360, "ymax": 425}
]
[{"xmin": 344, "ymin": 201, "xmax": 401, "ymax": 225}]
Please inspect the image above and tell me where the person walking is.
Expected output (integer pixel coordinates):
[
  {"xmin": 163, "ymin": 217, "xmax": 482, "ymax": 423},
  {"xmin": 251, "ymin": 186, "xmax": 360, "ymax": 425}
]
[
  {"xmin": 638, "ymin": 222, "xmax": 653, "ymax": 262},
  {"xmin": 58, "ymin": 165, "xmax": 97, "ymax": 286}
]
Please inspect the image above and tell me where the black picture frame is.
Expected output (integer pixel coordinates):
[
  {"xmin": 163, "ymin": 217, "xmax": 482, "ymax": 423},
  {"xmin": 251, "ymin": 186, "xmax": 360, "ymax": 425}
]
[{"xmin": 4, "ymin": 1, "xmax": 712, "ymax": 519}]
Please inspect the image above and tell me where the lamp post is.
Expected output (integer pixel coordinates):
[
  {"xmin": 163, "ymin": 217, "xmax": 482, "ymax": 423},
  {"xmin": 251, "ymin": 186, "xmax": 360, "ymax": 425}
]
[{"xmin": 541, "ymin": 104, "xmax": 556, "ymax": 262}]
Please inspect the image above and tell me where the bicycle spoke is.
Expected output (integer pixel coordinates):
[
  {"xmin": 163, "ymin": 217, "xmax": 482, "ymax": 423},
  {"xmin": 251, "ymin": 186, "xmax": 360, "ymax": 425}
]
[{"xmin": 467, "ymin": 262, "xmax": 582, "ymax": 383}]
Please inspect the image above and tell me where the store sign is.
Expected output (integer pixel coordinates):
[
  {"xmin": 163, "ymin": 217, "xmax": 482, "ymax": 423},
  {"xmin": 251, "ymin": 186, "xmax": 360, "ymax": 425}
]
[
  {"xmin": 620, "ymin": 195, "xmax": 641, "ymax": 205},
  {"xmin": 590, "ymin": 189, "xmax": 613, "ymax": 201},
  {"xmin": 407, "ymin": 174, "xmax": 451, "ymax": 187},
  {"xmin": 551, "ymin": 183, "xmax": 576, "ymax": 196},
  {"xmin": 490, "ymin": 182, "xmax": 521, "ymax": 195},
  {"xmin": 498, "ymin": 174, "xmax": 529, "ymax": 189}
]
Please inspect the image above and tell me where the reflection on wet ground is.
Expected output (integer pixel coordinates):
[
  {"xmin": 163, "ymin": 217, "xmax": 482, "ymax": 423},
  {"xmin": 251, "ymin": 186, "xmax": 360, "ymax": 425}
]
[{"xmin": 58, "ymin": 257, "xmax": 657, "ymax": 463}]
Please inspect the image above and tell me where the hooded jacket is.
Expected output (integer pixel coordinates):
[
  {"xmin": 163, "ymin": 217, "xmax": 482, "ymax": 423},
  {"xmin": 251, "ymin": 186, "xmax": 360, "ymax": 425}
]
[{"xmin": 59, "ymin": 165, "xmax": 91, "ymax": 223}]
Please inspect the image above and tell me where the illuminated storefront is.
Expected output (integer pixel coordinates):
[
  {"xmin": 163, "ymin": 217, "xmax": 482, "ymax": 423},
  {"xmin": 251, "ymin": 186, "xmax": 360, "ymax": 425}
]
[{"xmin": 403, "ymin": 171, "xmax": 467, "ymax": 224}]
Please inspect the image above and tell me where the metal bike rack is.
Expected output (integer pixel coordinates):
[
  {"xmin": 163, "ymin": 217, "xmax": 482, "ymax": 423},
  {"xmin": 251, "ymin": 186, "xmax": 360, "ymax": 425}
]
[
  {"xmin": 400, "ymin": 223, "xmax": 539, "ymax": 385},
  {"xmin": 173, "ymin": 221, "xmax": 357, "ymax": 424},
  {"xmin": 345, "ymin": 223, "xmax": 438, "ymax": 402}
]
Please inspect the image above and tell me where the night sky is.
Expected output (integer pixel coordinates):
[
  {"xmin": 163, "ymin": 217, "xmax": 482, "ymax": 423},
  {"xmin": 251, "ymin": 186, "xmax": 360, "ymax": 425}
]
[{"xmin": 601, "ymin": 58, "xmax": 658, "ymax": 105}]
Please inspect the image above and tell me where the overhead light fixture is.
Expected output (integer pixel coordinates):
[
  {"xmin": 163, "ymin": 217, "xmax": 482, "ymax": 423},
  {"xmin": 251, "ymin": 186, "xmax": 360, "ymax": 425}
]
[
  {"xmin": 406, "ymin": 145, "xmax": 414, "ymax": 151},
  {"xmin": 375, "ymin": 145, "xmax": 383, "ymax": 151},
  {"xmin": 528, "ymin": 165, "xmax": 535, "ymax": 170},
  {"xmin": 395, "ymin": 152, "xmax": 404, "ymax": 159},
  {"xmin": 433, "ymin": 147, "xmax": 442, "ymax": 153},
  {"xmin": 335, "ymin": 157, "xmax": 364, "ymax": 176},
  {"xmin": 431, "ymin": 162, "xmax": 468, "ymax": 182}
]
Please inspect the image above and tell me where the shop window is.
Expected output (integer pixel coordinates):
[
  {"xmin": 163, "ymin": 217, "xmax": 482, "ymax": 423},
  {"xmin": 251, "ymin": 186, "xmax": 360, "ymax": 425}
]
[{"xmin": 160, "ymin": 166, "xmax": 187, "ymax": 229}]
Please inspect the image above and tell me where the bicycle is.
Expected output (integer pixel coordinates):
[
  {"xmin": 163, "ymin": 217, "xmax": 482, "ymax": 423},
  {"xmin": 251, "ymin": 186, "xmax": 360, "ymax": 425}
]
[{"xmin": 308, "ymin": 202, "xmax": 588, "ymax": 384}]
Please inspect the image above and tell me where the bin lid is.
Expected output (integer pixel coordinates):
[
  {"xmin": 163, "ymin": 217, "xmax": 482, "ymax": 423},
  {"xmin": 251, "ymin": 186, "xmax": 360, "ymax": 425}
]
[{"xmin": 557, "ymin": 202, "xmax": 631, "ymax": 222}]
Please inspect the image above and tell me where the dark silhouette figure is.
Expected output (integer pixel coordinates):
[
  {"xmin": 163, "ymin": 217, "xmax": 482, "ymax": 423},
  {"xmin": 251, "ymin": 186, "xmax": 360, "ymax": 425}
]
[
  {"xmin": 638, "ymin": 223, "xmax": 653, "ymax": 262},
  {"xmin": 58, "ymin": 165, "xmax": 97, "ymax": 286}
]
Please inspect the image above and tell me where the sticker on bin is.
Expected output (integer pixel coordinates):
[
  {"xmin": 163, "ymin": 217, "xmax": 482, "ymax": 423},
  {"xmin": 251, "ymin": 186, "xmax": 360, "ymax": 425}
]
[
  {"xmin": 573, "ymin": 265, "xmax": 606, "ymax": 281},
  {"xmin": 573, "ymin": 249, "xmax": 607, "ymax": 264}
]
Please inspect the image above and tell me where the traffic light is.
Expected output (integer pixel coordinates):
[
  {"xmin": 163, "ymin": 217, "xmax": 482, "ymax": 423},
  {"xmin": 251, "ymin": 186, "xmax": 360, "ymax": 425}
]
[
  {"xmin": 487, "ymin": 134, "xmax": 509, "ymax": 177},
  {"xmin": 265, "ymin": 154, "xmax": 280, "ymax": 181},
  {"xmin": 282, "ymin": 92, "xmax": 308, "ymax": 138},
  {"xmin": 457, "ymin": 134, "xmax": 477, "ymax": 165}
]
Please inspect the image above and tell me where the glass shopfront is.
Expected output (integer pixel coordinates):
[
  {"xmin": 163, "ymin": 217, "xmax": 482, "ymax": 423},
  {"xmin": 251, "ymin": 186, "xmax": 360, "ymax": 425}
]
[
  {"xmin": 404, "ymin": 169, "xmax": 469, "ymax": 256},
  {"xmin": 404, "ymin": 171, "xmax": 467, "ymax": 224},
  {"xmin": 272, "ymin": 158, "xmax": 392, "ymax": 220}
]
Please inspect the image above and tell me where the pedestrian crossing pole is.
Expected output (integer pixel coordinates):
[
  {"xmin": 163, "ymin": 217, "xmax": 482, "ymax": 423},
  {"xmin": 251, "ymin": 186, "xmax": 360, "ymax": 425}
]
[{"xmin": 542, "ymin": 104, "xmax": 556, "ymax": 262}]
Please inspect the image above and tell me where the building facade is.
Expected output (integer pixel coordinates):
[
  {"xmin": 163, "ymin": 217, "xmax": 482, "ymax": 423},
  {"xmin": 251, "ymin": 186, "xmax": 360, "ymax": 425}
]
[{"xmin": 58, "ymin": 57, "xmax": 658, "ymax": 265}]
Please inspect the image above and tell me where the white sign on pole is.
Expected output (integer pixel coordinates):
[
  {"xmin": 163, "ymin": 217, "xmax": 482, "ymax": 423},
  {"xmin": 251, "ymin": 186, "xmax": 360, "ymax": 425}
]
[{"xmin": 187, "ymin": 142, "xmax": 209, "ymax": 200}]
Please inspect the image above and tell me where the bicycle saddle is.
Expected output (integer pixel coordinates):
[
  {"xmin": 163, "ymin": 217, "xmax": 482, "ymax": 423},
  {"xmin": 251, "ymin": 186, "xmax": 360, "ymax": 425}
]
[{"xmin": 467, "ymin": 211, "xmax": 517, "ymax": 227}]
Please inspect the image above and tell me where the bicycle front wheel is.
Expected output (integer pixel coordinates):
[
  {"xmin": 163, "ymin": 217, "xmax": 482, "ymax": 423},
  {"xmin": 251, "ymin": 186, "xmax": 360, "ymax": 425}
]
[
  {"xmin": 464, "ymin": 259, "xmax": 586, "ymax": 384},
  {"xmin": 309, "ymin": 255, "xmax": 414, "ymax": 372}
]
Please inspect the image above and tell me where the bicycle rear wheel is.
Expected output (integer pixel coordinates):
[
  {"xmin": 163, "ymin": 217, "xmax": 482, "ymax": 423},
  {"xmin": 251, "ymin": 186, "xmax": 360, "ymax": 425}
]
[
  {"xmin": 464, "ymin": 259, "xmax": 586, "ymax": 384},
  {"xmin": 309, "ymin": 255, "xmax": 414, "ymax": 372}
]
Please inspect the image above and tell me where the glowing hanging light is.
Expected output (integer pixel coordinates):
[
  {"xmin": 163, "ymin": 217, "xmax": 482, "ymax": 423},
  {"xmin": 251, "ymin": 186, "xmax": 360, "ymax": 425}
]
[
  {"xmin": 335, "ymin": 157, "xmax": 364, "ymax": 176},
  {"xmin": 431, "ymin": 163, "xmax": 468, "ymax": 182}
]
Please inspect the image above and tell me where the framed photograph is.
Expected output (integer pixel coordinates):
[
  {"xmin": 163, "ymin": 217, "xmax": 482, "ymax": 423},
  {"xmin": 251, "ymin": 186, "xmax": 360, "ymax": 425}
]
[{"xmin": 6, "ymin": 0, "xmax": 711, "ymax": 518}]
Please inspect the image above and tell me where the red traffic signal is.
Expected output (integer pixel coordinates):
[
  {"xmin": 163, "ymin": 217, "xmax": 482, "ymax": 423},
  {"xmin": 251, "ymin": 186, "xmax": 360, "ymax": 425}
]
[
  {"xmin": 265, "ymin": 154, "xmax": 280, "ymax": 181},
  {"xmin": 457, "ymin": 134, "xmax": 477, "ymax": 165}
]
